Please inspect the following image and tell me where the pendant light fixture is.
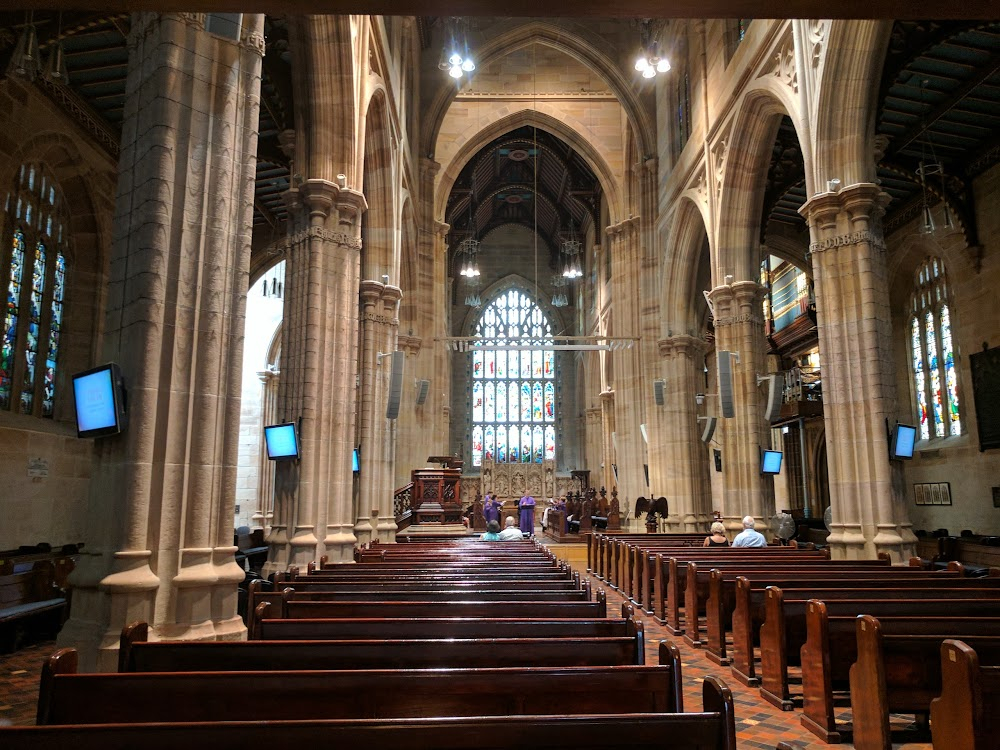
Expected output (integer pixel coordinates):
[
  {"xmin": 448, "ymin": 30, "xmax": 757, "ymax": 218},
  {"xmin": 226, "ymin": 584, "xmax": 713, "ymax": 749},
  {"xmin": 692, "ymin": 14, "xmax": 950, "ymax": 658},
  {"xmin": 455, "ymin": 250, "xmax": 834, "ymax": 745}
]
[
  {"xmin": 7, "ymin": 12, "xmax": 41, "ymax": 82},
  {"xmin": 634, "ymin": 19, "xmax": 670, "ymax": 80},
  {"xmin": 43, "ymin": 13, "xmax": 70, "ymax": 85}
]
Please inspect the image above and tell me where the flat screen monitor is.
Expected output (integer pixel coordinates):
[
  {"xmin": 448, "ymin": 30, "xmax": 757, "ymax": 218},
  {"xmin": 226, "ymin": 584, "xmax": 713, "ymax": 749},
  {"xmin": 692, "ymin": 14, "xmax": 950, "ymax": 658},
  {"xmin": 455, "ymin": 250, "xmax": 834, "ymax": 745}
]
[
  {"xmin": 264, "ymin": 422, "xmax": 300, "ymax": 460},
  {"xmin": 352, "ymin": 448, "xmax": 360, "ymax": 472},
  {"xmin": 72, "ymin": 363, "xmax": 127, "ymax": 438},
  {"xmin": 761, "ymin": 450, "xmax": 783, "ymax": 475},
  {"xmin": 891, "ymin": 423, "xmax": 916, "ymax": 460}
]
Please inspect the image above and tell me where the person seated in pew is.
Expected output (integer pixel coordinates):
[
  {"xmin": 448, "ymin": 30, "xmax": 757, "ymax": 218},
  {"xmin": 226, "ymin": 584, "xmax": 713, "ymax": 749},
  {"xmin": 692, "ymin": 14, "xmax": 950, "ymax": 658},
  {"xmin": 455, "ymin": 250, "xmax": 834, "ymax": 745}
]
[
  {"xmin": 498, "ymin": 516, "xmax": 524, "ymax": 541},
  {"xmin": 480, "ymin": 520, "xmax": 502, "ymax": 541},
  {"xmin": 732, "ymin": 516, "xmax": 767, "ymax": 548},
  {"xmin": 703, "ymin": 522, "xmax": 730, "ymax": 547}
]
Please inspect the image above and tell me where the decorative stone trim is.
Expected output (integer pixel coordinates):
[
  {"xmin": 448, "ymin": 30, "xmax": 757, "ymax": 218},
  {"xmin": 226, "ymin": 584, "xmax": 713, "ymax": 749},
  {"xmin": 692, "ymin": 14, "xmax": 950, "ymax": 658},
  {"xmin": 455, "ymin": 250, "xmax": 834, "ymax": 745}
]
[
  {"xmin": 657, "ymin": 334, "xmax": 709, "ymax": 359},
  {"xmin": 361, "ymin": 311, "xmax": 398, "ymax": 326},
  {"xmin": 397, "ymin": 334, "xmax": 422, "ymax": 355},
  {"xmin": 35, "ymin": 77, "xmax": 120, "ymax": 159},
  {"xmin": 713, "ymin": 311, "xmax": 764, "ymax": 328},
  {"xmin": 287, "ymin": 225, "xmax": 362, "ymax": 250},
  {"xmin": 808, "ymin": 229, "xmax": 886, "ymax": 256}
]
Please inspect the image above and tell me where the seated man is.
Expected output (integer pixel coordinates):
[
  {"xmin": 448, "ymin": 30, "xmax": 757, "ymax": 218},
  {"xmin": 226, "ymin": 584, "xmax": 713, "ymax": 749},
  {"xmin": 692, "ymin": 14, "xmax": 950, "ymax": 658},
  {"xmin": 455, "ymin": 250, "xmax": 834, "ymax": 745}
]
[
  {"xmin": 732, "ymin": 515, "xmax": 768, "ymax": 548},
  {"xmin": 498, "ymin": 516, "xmax": 524, "ymax": 541}
]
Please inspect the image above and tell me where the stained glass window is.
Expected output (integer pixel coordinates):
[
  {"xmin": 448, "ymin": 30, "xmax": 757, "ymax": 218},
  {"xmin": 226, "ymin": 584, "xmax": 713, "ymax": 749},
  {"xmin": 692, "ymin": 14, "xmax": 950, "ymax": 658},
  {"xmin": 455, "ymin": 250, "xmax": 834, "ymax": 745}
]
[
  {"xmin": 1, "ymin": 164, "xmax": 67, "ymax": 418},
  {"xmin": 909, "ymin": 258, "xmax": 961, "ymax": 441},
  {"xmin": 470, "ymin": 289, "xmax": 556, "ymax": 466}
]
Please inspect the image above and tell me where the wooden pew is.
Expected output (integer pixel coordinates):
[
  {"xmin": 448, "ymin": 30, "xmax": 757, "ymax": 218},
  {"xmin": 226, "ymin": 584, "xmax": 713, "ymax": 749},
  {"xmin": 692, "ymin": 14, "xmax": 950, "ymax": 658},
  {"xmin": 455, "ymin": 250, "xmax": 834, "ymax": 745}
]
[
  {"xmin": 849, "ymin": 616, "xmax": 1000, "ymax": 750},
  {"xmin": 709, "ymin": 567, "xmax": 980, "ymax": 666},
  {"xmin": 40, "ymin": 643, "xmax": 683, "ymax": 724},
  {"xmin": 930, "ymin": 639, "xmax": 1000, "ymax": 750},
  {"xmin": 653, "ymin": 552, "xmax": 854, "ymax": 632},
  {"xmin": 0, "ymin": 561, "xmax": 67, "ymax": 651},
  {"xmin": 800, "ymin": 600, "xmax": 1000, "ymax": 742},
  {"xmin": 1, "ymin": 695, "xmax": 738, "ymax": 750},
  {"xmin": 756, "ymin": 587, "xmax": 1000, "ymax": 710},
  {"xmin": 250, "ymin": 612, "xmax": 639, "ymax": 642}
]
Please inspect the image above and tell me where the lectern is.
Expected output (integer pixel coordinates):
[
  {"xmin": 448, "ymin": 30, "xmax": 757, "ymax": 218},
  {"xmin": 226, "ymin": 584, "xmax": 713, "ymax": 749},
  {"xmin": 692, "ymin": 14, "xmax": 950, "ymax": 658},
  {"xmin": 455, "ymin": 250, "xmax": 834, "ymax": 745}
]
[{"xmin": 410, "ymin": 456, "xmax": 464, "ymax": 524}]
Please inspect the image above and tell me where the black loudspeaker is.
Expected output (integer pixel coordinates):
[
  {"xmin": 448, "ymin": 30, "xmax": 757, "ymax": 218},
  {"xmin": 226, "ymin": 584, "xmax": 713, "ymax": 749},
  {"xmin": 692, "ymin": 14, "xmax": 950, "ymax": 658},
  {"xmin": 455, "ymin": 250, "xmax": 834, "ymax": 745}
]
[
  {"xmin": 718, "ymin": 351, "xmax": 735, "ymax": 419},
  {"xmin": 762, "ymin": 374, "xmax": 782, "ymax": 422},
  {"xmin": 415, "ymin": 379, "xmax": 430, "ymax": 406},
  {"xmin": 699, "ymin": 416, "xmax": 717, "ymax": 443},
  {"xmin": 386, "ymin": 351, "xmax": 405, "ymax": 419},
  {"xmin": 653, "ymin": 379, "xmax": 665, "ymax": 406}
]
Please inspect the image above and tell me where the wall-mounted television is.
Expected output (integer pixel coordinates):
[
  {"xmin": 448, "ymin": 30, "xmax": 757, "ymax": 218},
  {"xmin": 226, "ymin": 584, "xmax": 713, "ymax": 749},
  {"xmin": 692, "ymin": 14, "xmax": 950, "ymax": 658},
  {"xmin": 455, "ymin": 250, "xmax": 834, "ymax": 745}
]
[
  {"xmin": 890, "ymin": 423, "xmax": 916, "ymax": 460},
  {"xmin": 72, "ymin": 363, "xmax": 127, "ymax": 438},
  {"xmin": 352, "ymin": 448, "xmax": 360, "ymax": 473},
  {"xmin": 264, "ymin": 422, "xmax": 300, "ymax": 461},
  {"xmin": 760, "ymin": 449, "xmax": 783, "ymax": 475}
]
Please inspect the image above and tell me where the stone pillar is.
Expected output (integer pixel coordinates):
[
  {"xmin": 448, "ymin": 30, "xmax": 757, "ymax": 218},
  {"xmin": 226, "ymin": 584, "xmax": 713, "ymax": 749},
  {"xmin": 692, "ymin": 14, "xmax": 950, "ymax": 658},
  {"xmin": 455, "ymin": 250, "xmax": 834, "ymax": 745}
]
[
  {"xmin": 657, "ymin": 335, "xmax": 711, "ymax": 532},
  {"xmin": 252, "ymin": 369, "xmax": 278, "ymax": 532},
  {"xmin": 356, "ymin": 280, "xmax": 401, "ymax": 543},
  {"xmin": 265, "ymin": 177, "xmax": 367, "ymax": 573},
  {"xmin": 708, "ymin": 281, "xmax": 774, "ymax": 535},
  {"xmin": 58, "ymin": 13, "xmax": 264, "ymax": 671},
  {"xmin": 599, "ymin": 389, "xmax": 617, "ymax": 513},
  {"xmin": 799, "ymin": 183, "xmax": 916, "ymax": 561}
]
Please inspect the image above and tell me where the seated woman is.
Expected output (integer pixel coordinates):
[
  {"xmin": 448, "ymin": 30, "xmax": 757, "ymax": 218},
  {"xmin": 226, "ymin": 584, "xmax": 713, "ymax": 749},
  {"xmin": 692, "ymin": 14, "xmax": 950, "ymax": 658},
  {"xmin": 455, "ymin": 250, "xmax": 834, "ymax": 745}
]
[
  {"xmin": 703, "ymin": 521, "xmax": 729, "ymax": 547},
  {"xmin": 480, "ymin": 520, "xmax": 502, "ymax": 541}
]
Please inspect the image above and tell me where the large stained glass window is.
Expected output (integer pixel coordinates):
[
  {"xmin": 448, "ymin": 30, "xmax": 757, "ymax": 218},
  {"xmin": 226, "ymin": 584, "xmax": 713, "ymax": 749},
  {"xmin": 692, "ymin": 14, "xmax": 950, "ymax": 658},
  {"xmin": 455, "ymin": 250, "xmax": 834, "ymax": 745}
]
[
  {"xmin": 909, "ymin": 258, "xmax": 960, "ymax": 440},
  {"xmin": 470, "ymin": 289, "xmax": 555, "ymax": 466},
  {"xmin": 1, "ymin": 163, "xmax": 68, "ymax": 418}
]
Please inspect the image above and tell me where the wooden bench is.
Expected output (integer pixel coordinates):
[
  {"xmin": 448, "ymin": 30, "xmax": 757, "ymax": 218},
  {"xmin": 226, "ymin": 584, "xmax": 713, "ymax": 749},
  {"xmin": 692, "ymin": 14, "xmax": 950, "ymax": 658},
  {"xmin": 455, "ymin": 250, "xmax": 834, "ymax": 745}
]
[
  {"xmin": 756, "ymin": 587, "xmax": 1000, "ymax": 710},
  {"xmin": 41, "ymin": 642, "xmax": 683, "ymax": 724},
  {"xmin": 0, "ymin": 561, "xmax": 67, "ymax": 652},
  {"xmin": 930, "ymin": 639, "xmax": 1000, "ymax": 750},
  {"xmin": 849, "ymin": 616, "xmax": 1000, "ymax": 750},
  {"xmin": 250, "ymin": 611, "xmax": 639, "ymax": 641},
  {"xmin": 592, "ymin": 534, "xmax": 703, "ymax": 586},
  {"xmin": 800, "ymin": 600, "xmax": 1000, "ymax": 742},
  {"xmin": 0, "ymin": 700, "xmax": 738, "ymax": 750},
  {"xmin": 710, "ymin": 567, "xmax": 978, "ymax": 666}
]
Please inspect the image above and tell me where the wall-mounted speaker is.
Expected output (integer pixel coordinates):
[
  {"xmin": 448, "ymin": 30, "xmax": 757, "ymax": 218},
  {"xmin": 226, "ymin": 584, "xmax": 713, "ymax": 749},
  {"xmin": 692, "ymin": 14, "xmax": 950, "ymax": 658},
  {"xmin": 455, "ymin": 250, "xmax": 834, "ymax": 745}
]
[
  {"xmin": 415, "ymin": 379, "xmax": 430, "ymax": 406},
  {"xmin": 385, "ymin": 351, "xmax": 405, "ymax": 419},
  {"xmin": 718, "ymin": 351, "xmax": 736, "ymax": 419},
  {"xmin": 762, "ymin": 373, "xmax": 783, "ymax": 422},
  {"xmin": 699, "ymin": 416, "xmax": 717, "ymax": 444},
  {"xmin": 640, "ymin": 423, "xmax": 648, "ymax": 444},
  {"xmin": 653, "ymin": 379, "xmax": 665, "ymax": 406}
]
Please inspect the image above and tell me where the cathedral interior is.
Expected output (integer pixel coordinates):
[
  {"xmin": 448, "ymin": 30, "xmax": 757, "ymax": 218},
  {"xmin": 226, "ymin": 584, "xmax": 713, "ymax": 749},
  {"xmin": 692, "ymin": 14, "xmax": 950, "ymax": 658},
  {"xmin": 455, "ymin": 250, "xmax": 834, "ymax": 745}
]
[{"xmin": 0, "ymin": 6, "xmax": 998, "ymax": 672}]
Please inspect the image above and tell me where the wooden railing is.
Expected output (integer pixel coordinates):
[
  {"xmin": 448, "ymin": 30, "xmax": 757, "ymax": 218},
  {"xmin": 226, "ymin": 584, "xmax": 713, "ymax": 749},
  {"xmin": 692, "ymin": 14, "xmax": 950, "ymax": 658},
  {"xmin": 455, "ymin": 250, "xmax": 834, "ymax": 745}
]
[{"xmin": 393, "ymin": 482, "xmax": 413, "ymax": 531}]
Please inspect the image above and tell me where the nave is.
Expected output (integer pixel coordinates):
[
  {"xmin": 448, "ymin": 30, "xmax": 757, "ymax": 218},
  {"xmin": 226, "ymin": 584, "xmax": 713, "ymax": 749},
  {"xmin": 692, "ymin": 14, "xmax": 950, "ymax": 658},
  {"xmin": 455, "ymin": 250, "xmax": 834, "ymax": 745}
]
[{"xmin": 0, "ymin": 537, "xmax": 957, "ymax": 749}]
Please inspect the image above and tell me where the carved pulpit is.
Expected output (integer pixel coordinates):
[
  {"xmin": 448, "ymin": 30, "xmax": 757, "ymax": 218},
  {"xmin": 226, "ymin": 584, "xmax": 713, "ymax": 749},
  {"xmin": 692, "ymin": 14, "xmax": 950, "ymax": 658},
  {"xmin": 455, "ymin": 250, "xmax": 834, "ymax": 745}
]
[{"xmin": 411, "ymin": 458, "xmax": 463, "ymax": 524}]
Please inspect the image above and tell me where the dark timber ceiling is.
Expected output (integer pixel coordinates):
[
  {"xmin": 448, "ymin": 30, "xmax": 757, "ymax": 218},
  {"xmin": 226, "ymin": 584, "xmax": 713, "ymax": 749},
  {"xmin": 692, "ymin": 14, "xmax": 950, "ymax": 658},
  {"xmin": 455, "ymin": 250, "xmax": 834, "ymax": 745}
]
[
  {"xmin": 764, "ymin": 20, "xmax": 1000, "ymax": 250},
  {"xmin": 445, "ymin": 127, "xmax": 601, "ymax": 274}
]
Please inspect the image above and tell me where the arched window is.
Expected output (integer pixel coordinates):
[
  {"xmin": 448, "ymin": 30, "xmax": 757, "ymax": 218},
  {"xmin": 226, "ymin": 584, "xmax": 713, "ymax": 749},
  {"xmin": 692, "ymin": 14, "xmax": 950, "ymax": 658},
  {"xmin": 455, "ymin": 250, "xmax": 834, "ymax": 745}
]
[
  {"xmin": 1, "ymin": 163, "xmax": 68, "ymax": 417},
  {"xmin": 470, "ymin": 289, "xmax": 555, "ymax": 467},
  {"xmin": 909, "ymin": 257, "xmax": 960, "ymax": 441}
]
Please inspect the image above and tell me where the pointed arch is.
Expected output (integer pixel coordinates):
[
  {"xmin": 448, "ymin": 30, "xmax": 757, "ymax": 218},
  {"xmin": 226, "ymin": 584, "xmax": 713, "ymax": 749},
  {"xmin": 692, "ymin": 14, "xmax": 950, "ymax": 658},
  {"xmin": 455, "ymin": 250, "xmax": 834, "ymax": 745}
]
[
  {"xmin": 423, "ymin": 21, "xmax": 655, "ymax": 172},
  {"xmin": 361, "ymin": 89, "xmax": 395, "ymax": 279},
  {"xmin": 662, "ymin": 196, "xmax": 712, "ymax": 336}
]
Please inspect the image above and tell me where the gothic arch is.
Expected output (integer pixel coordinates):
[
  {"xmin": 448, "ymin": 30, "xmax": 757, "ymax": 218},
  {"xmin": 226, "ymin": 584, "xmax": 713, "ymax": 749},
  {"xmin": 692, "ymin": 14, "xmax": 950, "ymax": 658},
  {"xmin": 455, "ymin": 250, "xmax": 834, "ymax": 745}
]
[
  {"xmin": 423, "ymin": 20, "xmax": 655, "ymax": 172},
  {"xmin": 435, "ymin": 111, "xmax": 623, "ymax": 228},
  {"xmin": 714, "ymin": 89, "xmax": 804, "ymax": 282},
  {"xmin": 288, "ymin": 14, "xmax": 359, "ymax": 183},
  {"xmin": 811, "ymin": 21, "xmax": 892, "ymax": 189},
  {"xmin": 361, "ymin": 89, "xmax": 395, "ymax": 279},
  {"xmin": 662, "ymin": 197, "xmax": 711, "ymax": 336},
  {"xmin": 458, "ymin": 274, "xmax": 568, "ymax": 339}
]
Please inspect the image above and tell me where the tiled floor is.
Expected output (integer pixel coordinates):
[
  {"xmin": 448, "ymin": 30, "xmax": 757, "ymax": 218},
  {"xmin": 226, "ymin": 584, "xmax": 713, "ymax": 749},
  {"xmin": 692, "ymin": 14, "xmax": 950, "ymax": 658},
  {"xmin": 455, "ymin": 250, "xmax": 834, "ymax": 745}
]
[{"xmin": 0, "ymin": 545, "xmax": 935, "ymax": 749}]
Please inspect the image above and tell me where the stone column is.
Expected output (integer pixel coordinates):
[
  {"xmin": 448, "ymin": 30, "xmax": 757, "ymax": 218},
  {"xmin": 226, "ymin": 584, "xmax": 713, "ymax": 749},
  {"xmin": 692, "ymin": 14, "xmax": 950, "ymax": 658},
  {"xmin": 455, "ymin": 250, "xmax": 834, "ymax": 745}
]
[
  {"xmin": 356, "ymin": 280, "xmax": 401, "ymax": 543},
  {"xmin": 57, "ymin": 13, "xmax": 264, "ymax": 671},
  {"xmin": 252, "ymin": 369, "xmax": 278, "ymax": 532},
  {"xmin": 799, "ymin": 184, "xmax": 916, "ymax": 560},
  {"xmin": 708, "ymin": 281, "xmax": 774, "ymax": 535},
  {"xmin": 265, "ymin": 177, "xmax": 367, "ymax": 573},
  {"xmin": 599, "ymin": 389, "xmax": 617, "ymax": 512},
  {"xmin": 657, "ymin": 335, "xmax": 711, "ymax": 532}
]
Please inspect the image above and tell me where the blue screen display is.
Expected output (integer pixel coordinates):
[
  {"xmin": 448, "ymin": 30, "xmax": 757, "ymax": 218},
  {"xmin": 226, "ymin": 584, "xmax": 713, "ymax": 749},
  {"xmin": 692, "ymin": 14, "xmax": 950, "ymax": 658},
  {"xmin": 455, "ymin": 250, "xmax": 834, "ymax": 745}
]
[
  {"xmin": 761, "ymin": 450, "xmax": 783, "ymax": 474},
  {"xmin": 893, "ymin": 424, "xmax": 916, "ymax": 459},
  {"xmin": 352, "ymin": 448, "xmax": 359, "ymax": 472},
  {"xmin": 73, "ymin": 367, "xmax": 119, "ymax": 436},
  {"xmin": 264, "ymin": 423, "xmax": 299, "ymax": 460}
]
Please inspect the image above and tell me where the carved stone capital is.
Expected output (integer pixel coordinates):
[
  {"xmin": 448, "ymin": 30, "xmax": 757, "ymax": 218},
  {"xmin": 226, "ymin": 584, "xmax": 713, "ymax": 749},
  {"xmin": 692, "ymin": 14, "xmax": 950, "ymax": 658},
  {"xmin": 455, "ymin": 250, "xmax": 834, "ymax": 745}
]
[
  {"xmin": 360, "ymin": 279, "xmax": 384, "ymax": 304},
  {"xmin": 397, "ymin": 334, "xmax": 423, "ymax": 356},
  {"xmin": 599, "ymin": 389, "xmax": 615, "ymax": 404},
  {"xmin": 606, "ymin": 216, "xmax": 639, "ymax": 238},
  {"xmin": 381, "ymin": 285, "xmax": 403, "ymax": 305},
  {"xmin": 658, "ymin": 334, "xmax": 709, "ymax": 359},
  {"xmin": 435, "ymin": 221, "xmax": 451, "ymax": 240}
]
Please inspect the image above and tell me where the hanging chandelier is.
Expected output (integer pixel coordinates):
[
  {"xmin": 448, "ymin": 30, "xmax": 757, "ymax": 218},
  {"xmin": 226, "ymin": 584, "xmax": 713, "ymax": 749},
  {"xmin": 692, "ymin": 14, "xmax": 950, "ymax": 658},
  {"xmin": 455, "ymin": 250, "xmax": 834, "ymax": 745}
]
[
  {"xmin": 916, "ymin": 79, "xmax": 955, "ymax": 236},
  {"xmin": 464, "ymin": 275, "xmax": 482, "ymax": 308},
  {"xmin": 551, "ymin": 274, "xmax": 568, "ymax": 308},
  {"xmin": 7, "ymin": 13, "xmax": 41, "ymax": 82},
  {"xmin": 634, "ymin": 19, "xmax": 670, "ymax": 80},
  {"xmin": 561, "ymin": 235, "xmax": 583, "ymax": 279},
  {"xmin": 437, "ymin": 18, "xmax": 476, "ymax": 80}
]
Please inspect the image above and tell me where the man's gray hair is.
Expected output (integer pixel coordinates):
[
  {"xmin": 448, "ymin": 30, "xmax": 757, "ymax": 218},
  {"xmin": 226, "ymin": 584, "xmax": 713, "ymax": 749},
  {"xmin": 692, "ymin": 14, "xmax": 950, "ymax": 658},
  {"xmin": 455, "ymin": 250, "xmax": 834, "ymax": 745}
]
[
  {"xmin": 505, "ymin": 516, "xmax": 517, "ymax": 527},
  {"xmin": 742, "ymin": 515, "xmax": 755, "ymax": 529}
]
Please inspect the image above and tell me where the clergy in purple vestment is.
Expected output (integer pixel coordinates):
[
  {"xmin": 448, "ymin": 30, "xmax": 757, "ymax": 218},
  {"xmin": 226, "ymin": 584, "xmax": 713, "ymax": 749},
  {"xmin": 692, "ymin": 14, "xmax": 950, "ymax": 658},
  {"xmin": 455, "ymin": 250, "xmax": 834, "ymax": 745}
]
[
  {"xmin": 518, "ymin": 495, "xmax": 536, "ymax": 534},
  {"xmin": 483, "ymin": 493, "xmax": 501, "ymax": 525}
]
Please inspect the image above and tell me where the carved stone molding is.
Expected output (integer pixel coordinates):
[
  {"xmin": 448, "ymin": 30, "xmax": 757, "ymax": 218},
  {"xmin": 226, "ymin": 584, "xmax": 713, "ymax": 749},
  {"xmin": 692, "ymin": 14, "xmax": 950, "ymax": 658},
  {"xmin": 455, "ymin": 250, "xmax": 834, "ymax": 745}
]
[
  {"xmin": 397, "ymin": 334, "xmax": 423, "ymax": 356},
  {"xmin": 599, "ymin": 389, "xmax": 615, "ymax": 404},
  {"xmin": 808, "ymin": 230, "xmax": 886, "ymax": 256},
  {"xmin": 605, "ymin": 216, "xmax": 640, "ymax": 238},
  {"xmin": 658, "ymin": 334, "xmax": 709, "ymax": 359},
  {"xmin": 286, "ymin": 225, "xmax": 362, "ymax": 251},
  {"xmin": 760, "ymin": 34, "xmax": 798, "ymax": 93},
  {"xmin": 361, "ymin": 311, "xmax": 398, "ymax": 326}
]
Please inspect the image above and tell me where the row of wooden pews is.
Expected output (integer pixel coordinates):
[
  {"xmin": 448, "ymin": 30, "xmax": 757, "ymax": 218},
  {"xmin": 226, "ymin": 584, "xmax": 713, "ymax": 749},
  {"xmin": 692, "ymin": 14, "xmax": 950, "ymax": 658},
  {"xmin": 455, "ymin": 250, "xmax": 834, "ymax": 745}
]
[
  {"xmin": 591, "ymin": 531, "xmax": 1000, "ymax": 749},
  {"xmin": 1, "ymin": 536, "xmax": 739, "ymax": 750}
]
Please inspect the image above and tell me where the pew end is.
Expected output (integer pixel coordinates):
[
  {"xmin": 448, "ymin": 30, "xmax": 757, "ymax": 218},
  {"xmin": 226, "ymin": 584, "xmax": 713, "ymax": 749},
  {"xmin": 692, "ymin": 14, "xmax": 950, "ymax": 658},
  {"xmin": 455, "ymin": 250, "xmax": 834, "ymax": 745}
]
[
  {"xmin": 37, "ymin": 648, "xmax": 78, "ymax": 726},
  {"xmin": 931, "ymin": 639, "xmax": 1000, "ymax": 750},
  {"xmin": 118, "ymin": 621, "xmax": 149, "ymax": 673}
]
